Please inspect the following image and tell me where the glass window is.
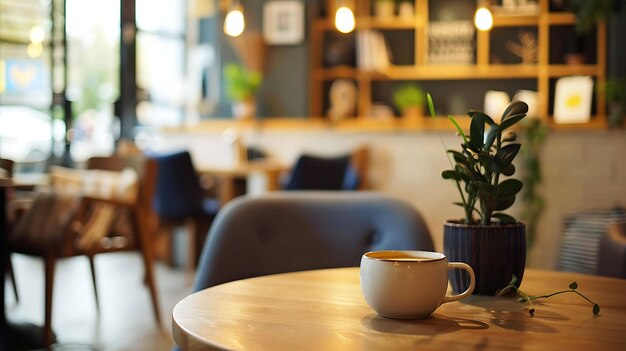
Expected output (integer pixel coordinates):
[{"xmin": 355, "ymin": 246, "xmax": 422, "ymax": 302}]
[
  {"xmin": 65, "ymin": 0, "xmax": 120, "ymax": 162},
  {"xmin": 0, "ymin": 0, "xmax": 53, "ymax": 170},
  {"xmin": 137, "ymin": 0, "xmax": 185, "ymax": 35},
  {"xmin": 136, "ymin": 33, "xmax": 185, "ymax": 107},
  {"xmin": 136, "ymin": 0, "xmax": 186, "ymax": 127}
]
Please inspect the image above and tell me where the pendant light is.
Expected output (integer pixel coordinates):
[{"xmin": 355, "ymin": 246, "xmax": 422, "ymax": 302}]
[
  {"xmin": 474, "ymin": 1, "xmax": 493, "ymax": 31},
  {"xmin": 224, "ymin": 0, "xmax": 245, "ymax": 37},
  {"xmin": 335, "ymin": 0, "xmax": 355, "ymax": 34}
]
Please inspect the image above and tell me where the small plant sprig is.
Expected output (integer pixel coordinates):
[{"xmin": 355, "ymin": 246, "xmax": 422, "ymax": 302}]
[{"xmin": 496, "ymin": 275, "xmax": 601, "ymax": 317}]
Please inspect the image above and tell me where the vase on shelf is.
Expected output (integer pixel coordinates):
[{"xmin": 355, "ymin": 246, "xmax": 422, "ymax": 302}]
[
  {"xmin": 374, "ymin": 0, "xmax": 395, "ymax": 19},
  {"xmin": 232, "ymin": 98, "xmax": 256, "ymax": 120}
]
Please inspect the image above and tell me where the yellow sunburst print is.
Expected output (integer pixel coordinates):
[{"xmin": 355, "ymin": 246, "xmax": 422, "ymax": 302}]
[{"xmin": 566, "ymin": 94, "xmax": 582, "ymax": 109}]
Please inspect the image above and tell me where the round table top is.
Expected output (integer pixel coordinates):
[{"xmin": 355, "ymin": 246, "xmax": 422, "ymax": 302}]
[{"xmin": 172, "ymin": 267, "xmax": 626, "ymax": 351}]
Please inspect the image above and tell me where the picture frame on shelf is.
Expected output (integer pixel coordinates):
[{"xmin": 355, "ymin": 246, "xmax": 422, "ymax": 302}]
[
  {"xmin": 554, "ymin": 75, "xmax": 593, "ymax": 124},
  {"xmin": 263, "ymin": 1, "xmax": 304, "ymax": 45}
]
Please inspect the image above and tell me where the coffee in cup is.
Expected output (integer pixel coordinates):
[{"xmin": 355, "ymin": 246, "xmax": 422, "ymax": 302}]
[{"xmin": 360, "ymin": 250, "xmax": 475, "ymax": 319}]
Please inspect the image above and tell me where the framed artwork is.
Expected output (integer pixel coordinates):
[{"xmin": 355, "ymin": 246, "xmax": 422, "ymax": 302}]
[
  {"xmin": 263, "ymin": 1, "xmax": 304, "ymax": 45},
  {"xmin": 554, "ymin": 75, "xmax": 593, "ymax": 124}
]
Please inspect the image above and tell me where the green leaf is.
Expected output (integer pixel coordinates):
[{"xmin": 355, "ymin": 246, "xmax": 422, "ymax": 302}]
[
  {"xmin": 501, "ymin": 100, "xmax": 529, "ymax": 122},
  {"xmin": 448, "ymin": 150, "xmax": 469, "ymax": 165},
  {"xmin": 442, "ymin": 170, "xmax": 461, "ymax": 181},
  {"xmin": 501, "ymin": 164, "xmax": 516, "ymax": 176},
  {"xmin": 477, "ymin": 153, "xmax": 492, "ymax": 170},
  {"xmin": 569, "ymin": 282, "xmax": 578, "ymax": 290},
  {"xmin": 492, "ymin": 143, "xmax": 521, "ymax": 172},
  {"xmin": 593, "ymin": 304, "xmax": 600, "ymax": 315},
  {"xmin": 448, "ymin": 115, "xmax": 468, "ymax": 145},
  {"xmin": 484, "ymin": 125, "xmax": 498, "ymax": 150},
  {"xmin": 475, "ymin": 181, "xmax": 497, "ymax": 194},
  {"xmin": 499, "ymin": 113, "xmax": 526, "ymax": 132},
  {"xmin": 498, "ymin": 179, "xmax": 523, "ymax": 197},
  {"xmin": 453, "ymin": 202, "xmax": 465, "ymax": 208},
  {"xmin": 509, "ymin": 274, "xmax": 518, "ymax": 286},
  {"xmin": 455, "ymin": 165, "xmax": 472, "ymax": 183},
  {"xmin": 469, "ymin": 110, "xmax": 496, "ymax": 126},
  {"xmin": 492, "ymin": 213, "xmax": 517, "ymax": 224},
  {"xmin": 456, "ymin": 164, "xmax": 479, "ymax": 182},
  {"xmin": 469, "ymin": 114, "xmax": 485, "ymax": 151},
  {"xmin": 494, "ymin": 196, "xmax": 516, "ymax": 211},
  {"xmin": 427, "ymin": 93, "xmax": 436, "ymax": 117}
]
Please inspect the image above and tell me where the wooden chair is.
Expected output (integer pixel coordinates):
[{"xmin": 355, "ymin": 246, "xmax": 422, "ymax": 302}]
[
  {"xmin": 148, "ymin": 150, "xmax": 220, "ymax": 269},
  {"xmin": 9, "ymin": 155, "xmax": 161, "ymax": 347},
  {"xmin": 1, "ymin": 158, "xmax": 20, "ymax": 302}
]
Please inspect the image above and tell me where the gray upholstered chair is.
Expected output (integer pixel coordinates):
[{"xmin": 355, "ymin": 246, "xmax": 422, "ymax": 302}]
[
  {"xmin": 192, "ymin": 192, "xmax": 434, "ymax": 291},
  {"xmin": 597, "ymin": 221, "xmax": 626, "ymax": 279}
]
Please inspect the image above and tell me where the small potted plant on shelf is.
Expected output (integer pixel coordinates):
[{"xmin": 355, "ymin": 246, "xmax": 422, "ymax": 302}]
[
  {"xmin": 392, "ymin": 84, "xmax": 425, "ymax": 119},
  {"xmin": 224, "ymin": 63, "xmax": 262, "ymax": 120},
  {"xmin": 428, "ymin": 94, "xmax": 528, "ymax": 295}
]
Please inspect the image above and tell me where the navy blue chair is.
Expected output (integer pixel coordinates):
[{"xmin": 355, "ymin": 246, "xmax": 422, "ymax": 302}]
[
  {"xmin": 148, "ymin": 150, "xmax": 220, "ymax": 267},
  {"xmin": 191, "ymin": 192, "xmax": 434, "ymax": 291},
  {"xmin": 283, "ymin": 154, "xmax": 360, "ymax": 190}
]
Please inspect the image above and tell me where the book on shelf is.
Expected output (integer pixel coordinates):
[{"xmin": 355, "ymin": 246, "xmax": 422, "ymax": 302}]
[{"xmin": 357, "ymin": 30, "xmax": 392, "ymax": 71}]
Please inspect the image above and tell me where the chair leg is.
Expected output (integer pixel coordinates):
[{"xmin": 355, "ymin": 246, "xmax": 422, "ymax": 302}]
[
  {"xmin": 43, "ymin": 256, "xmax": 57, "ymax": 347},
  {"xmin": 185, "ymin": 219, "xmax": 197, "ymax": 271},
  {"xmin": 193, "ymin": 217, "xmax": 213, "ymax": 267},
  {"xmin": 154, "ymin": 220, "xmax": 176, "ymax": 267},
  {"xmin": 135, "ymin": 209, "xmax": 161, "ymax": 326},
  {"xmin": 7, "ymin": 254, "xmax": 19, "ymax": 302},
  {"xmin": 87, "ymin": 255, "xmax": 100, "ymax": 311}
]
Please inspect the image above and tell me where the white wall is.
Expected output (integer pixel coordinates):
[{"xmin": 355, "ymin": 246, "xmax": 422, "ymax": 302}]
[{"xmin": 156, "ymin": 127, "xmax": 626, "ymax": 269}]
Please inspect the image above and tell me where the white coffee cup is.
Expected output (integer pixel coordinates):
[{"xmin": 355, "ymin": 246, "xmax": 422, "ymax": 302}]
[{"xmin": 360, "ymin": 250, "xmax": 475, "ymax": 319}]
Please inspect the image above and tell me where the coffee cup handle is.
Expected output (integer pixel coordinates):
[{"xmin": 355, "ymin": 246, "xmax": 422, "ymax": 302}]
[{"xmin": 441, "ymin": 262, "xmax": 475, "ymax": 304}]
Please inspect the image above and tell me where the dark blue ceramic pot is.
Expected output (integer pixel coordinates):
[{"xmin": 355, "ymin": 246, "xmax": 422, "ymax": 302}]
[{"xmin": 444, "ymin": 221, "xmax": 526, "ymax": 296}]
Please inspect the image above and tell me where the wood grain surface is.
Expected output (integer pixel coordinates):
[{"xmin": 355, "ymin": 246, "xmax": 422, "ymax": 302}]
[{"xmin": 173, "ymin": 268, "xmax": 626, "ymax": 351}]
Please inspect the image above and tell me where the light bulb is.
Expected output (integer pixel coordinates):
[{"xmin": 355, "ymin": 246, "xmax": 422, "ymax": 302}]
[
  {"xmin": 474, "ymin": 7, "xmax": 493, "ymax": 31},
  {"xmin": 224, "ymin": 9, "xmax": 245, "ymax": 37},
  {"xmin": 30, "ymin": 25, "xmax": 45, "ymax": 43},
  {"xmin": 335, "ymin": 6, "xmax": 355, "ymax": 34}
]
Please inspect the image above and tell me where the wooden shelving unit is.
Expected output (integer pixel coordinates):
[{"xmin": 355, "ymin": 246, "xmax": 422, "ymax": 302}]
[{"xmin": 309, "ymin": 0, "xmax": 607, "ymax": 130}]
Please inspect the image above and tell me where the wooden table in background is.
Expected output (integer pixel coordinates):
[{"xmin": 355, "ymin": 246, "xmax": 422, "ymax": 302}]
[
  {"xmin": 173, "ymin": 268, "xmax": 626, "ymax": 351},
  {"xmin": 199, "ymin": 160, "xmax": 287, "ymax": 204}
]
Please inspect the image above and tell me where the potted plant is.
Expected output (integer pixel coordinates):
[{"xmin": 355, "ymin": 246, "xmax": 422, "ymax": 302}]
[
  {"xmin": 569, "ymin": 0, "xmax": 623, "ymax": 33},
  {"xmin": 224, "ymin": 63, "xmax": 262, "ymax": 120},
  {"xmin": 428, "ymin": 94, "xmax": 528, "ymax": 295},
  {"xmin": 605, "ymin": 77, "xmax": 626, "ymax": 127},
  {"xmin": 392, "ymin": 84, "xmax": 425, "ymax": 119}
]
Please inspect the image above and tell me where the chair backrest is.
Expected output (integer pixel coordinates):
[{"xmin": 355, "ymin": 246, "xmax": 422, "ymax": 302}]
[
  {"xmin": 557, "ymin": 209, "xmax": 626, "ymax": 275},
  {"xmin": 11, "ymin": 155, "xmax": 156, "ymax": 255},
  {"xmin": 86, "ymin": 155, "xmax": 157, "ymax": 229},
  {"xmin": 193, "ymin": 192, "xmax": 434, "ymax": 291},
  {"xmin": 597, "ymin": 221, "xmax": 626, "ymax": 278},
  {"xmin": 284, "ymin": 154, "xmax": 358, "ymax": 190},
  {"xmin": 148, "ymin": 150, "xmax": 205, "ymax": 219}
]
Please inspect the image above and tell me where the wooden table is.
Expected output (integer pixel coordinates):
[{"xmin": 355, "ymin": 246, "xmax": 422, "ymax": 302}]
[
  {"xmin": 199, "ymin": 160, "xmax": 286, "ymax": 203},
  {"xmin": 172, "ymin": 267, "xmax": 626, "ymax": 351}
]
